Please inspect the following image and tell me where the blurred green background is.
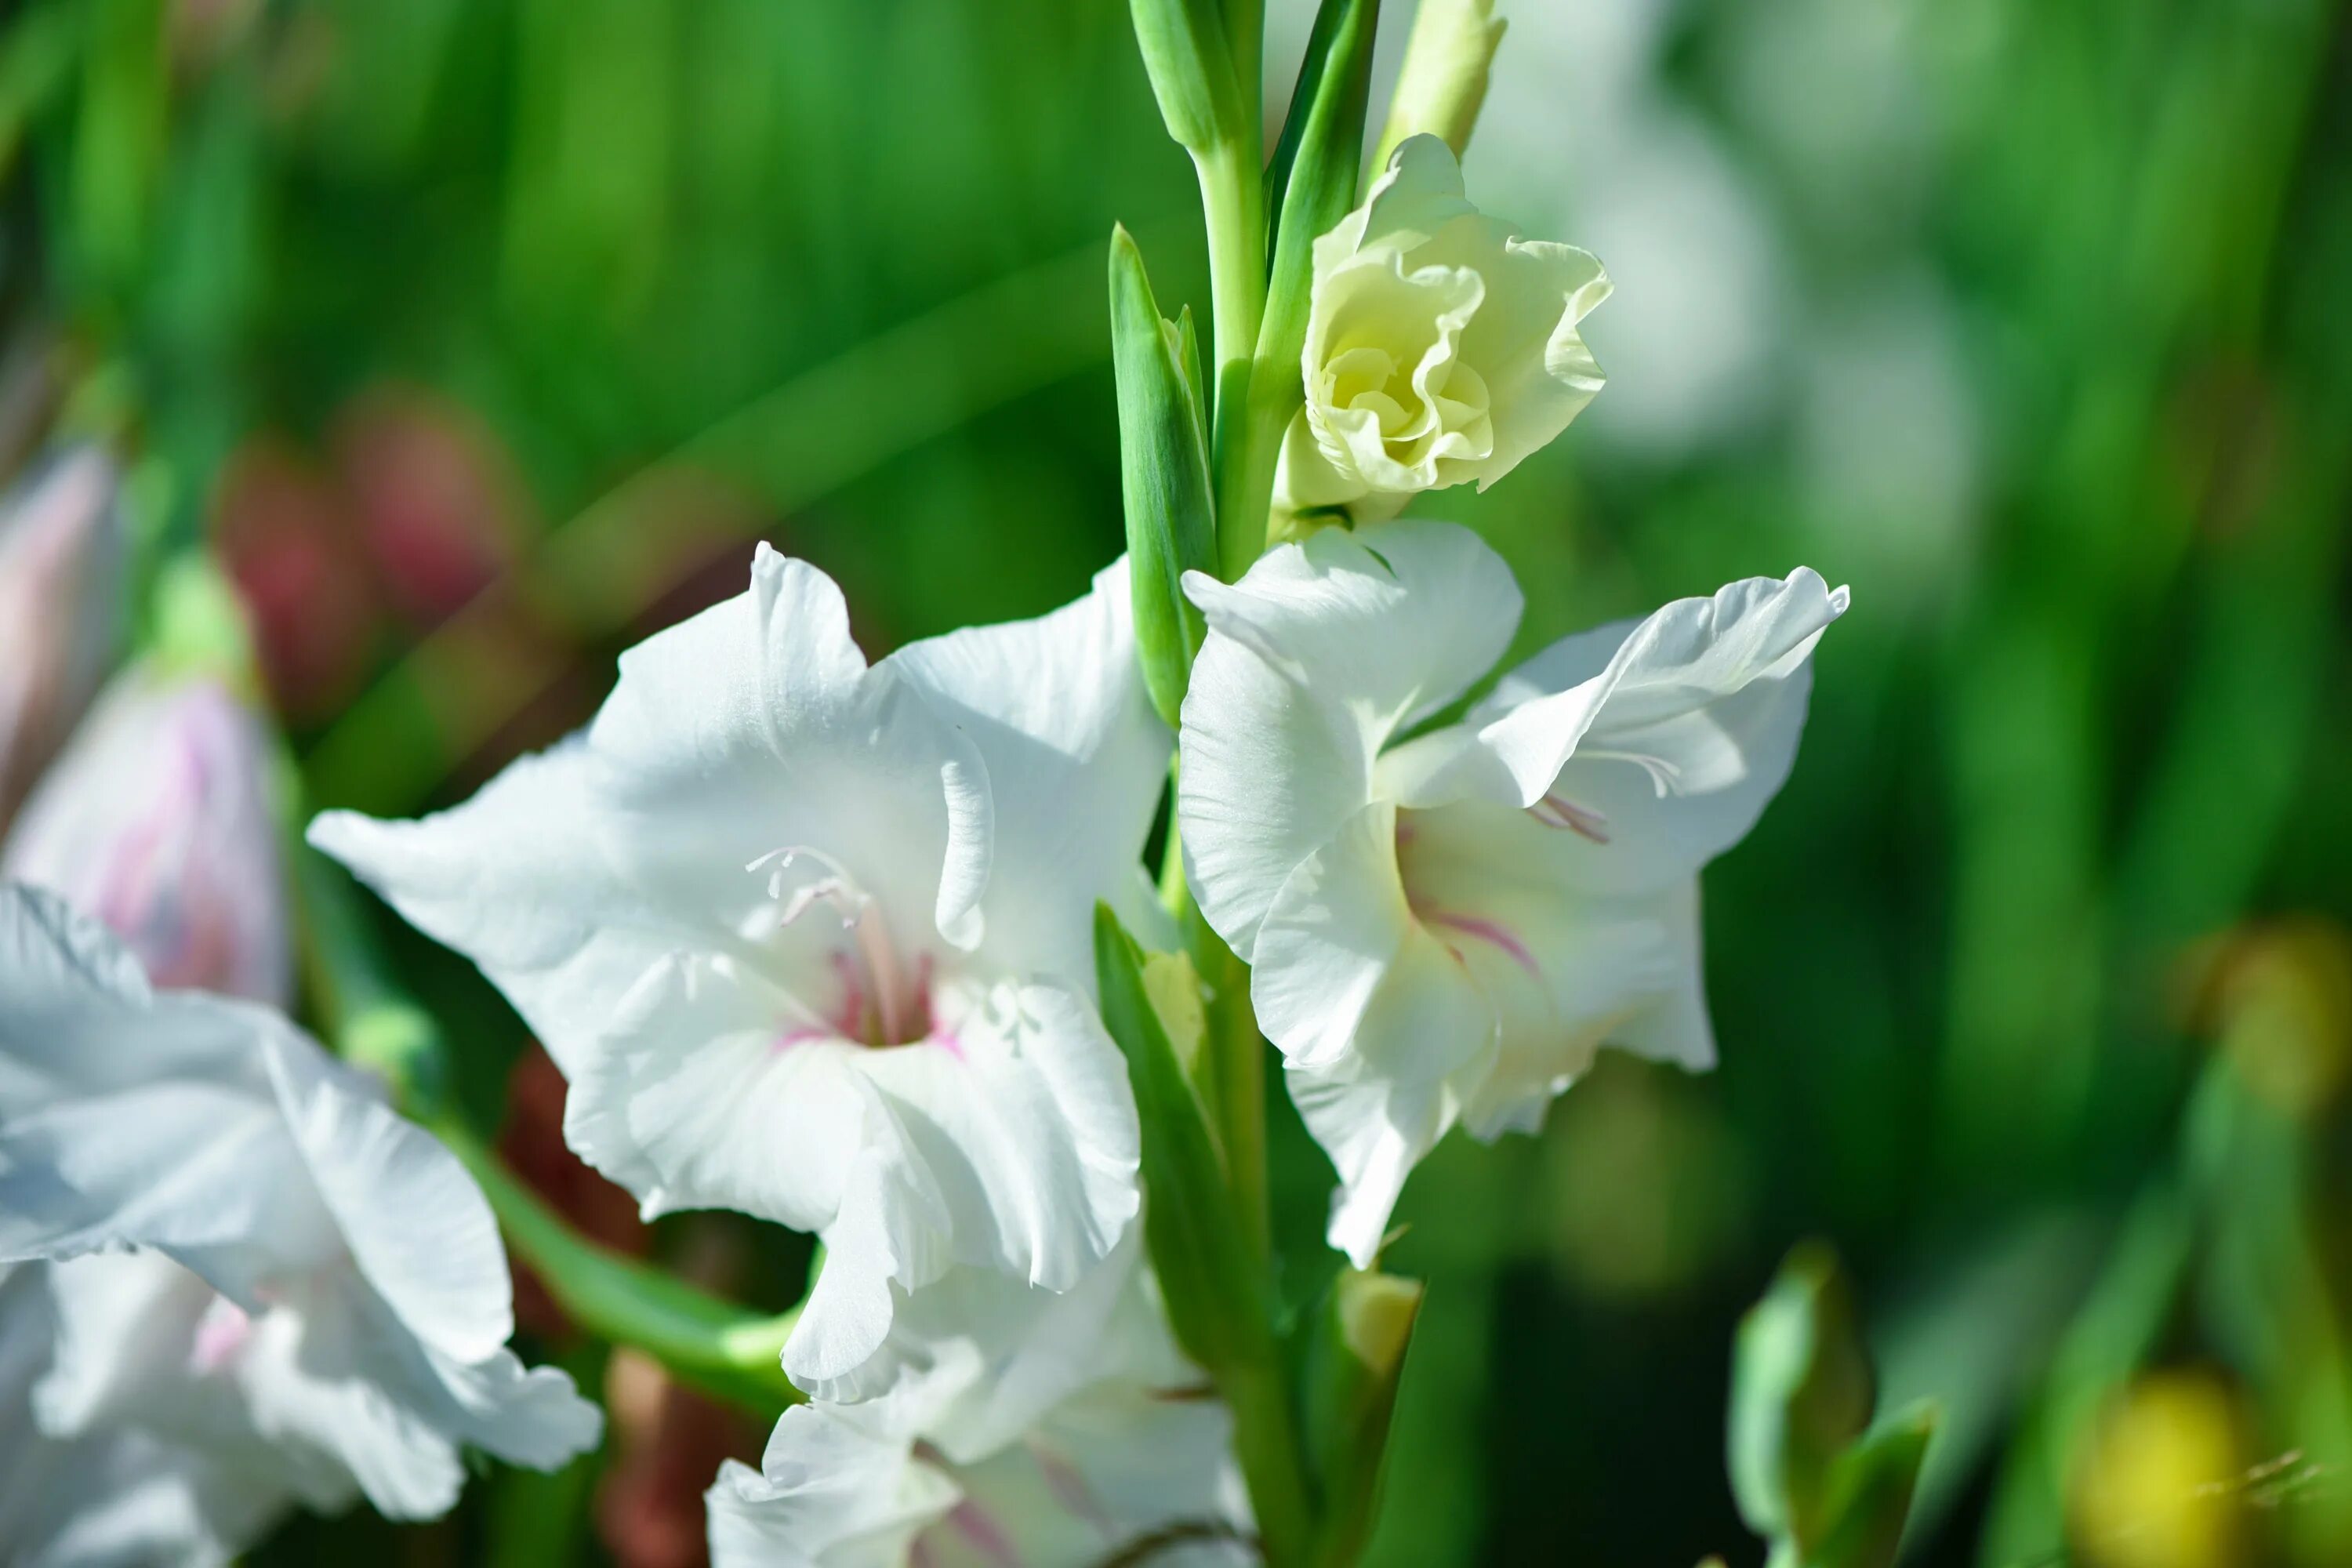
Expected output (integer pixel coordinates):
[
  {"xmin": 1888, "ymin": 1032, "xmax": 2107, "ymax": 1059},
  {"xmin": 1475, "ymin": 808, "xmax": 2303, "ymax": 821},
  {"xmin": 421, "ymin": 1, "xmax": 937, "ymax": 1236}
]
[{"xmin": 4, "ymin": 0, "xmax": 2349, "ymax": 1563}]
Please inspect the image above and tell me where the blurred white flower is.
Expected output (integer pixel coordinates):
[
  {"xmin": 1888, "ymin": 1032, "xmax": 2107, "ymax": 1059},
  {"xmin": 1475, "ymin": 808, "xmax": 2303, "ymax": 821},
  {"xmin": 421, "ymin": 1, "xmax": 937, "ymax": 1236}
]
[
  {"xmin": 0, "ymin": 449, "xmax": 125, "ymax": 833},
  {"xmin": 1178, "ymin": 521, "xmax": 1843, "ymax": 1265},
  {"xmin": 1277, "ymin": 136, "xmax": 1609, "ymax": 523},
  {"xmin": 313, "ymin": 545, "xmax": 1171, "ymax": 1403},
  {"xmin": 707, "ymin": 1236, "xmax": 1250, "ymax": 1568},
  {"xmin": 1, "ymin": 1265, "xmax": 280, "ymax": 1568},
  {"xmin": 1476, "ymin": 0, "xmax": 1789, "ymax": 457},
  {"xmin": 3, "ymin": 669, "xmax": 290, "ymax": 1007},
  {"xmin": 0, "ymin": 887, "xmax": 602, "ymax": 1544}
]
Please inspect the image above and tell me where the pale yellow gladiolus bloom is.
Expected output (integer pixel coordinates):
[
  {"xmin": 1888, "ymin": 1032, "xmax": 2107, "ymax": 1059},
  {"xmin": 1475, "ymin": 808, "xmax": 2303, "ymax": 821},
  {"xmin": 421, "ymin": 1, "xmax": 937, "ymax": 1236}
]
[{"xmin": 1276, "ymin": 135, "xmax": 1611, "ymax": 527}]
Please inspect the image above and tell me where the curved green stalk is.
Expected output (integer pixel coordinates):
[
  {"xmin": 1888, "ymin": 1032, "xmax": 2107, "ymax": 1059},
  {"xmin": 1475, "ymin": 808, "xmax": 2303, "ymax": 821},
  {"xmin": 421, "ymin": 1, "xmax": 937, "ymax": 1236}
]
[{"xmin": 433, "ymin": 1116, "xmax": 803, "ymax": 1417}]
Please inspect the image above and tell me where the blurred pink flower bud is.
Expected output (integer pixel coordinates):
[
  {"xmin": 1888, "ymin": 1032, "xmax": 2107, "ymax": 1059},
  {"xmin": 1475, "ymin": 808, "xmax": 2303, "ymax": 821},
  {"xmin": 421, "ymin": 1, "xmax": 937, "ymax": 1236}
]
[
  {"xmin": 0, "ymin": 449, "xmax": 125, "ymax": 832},
  {"xmin": 2, "ymin": 670, "xmax": 291, "ymax": 1005}
]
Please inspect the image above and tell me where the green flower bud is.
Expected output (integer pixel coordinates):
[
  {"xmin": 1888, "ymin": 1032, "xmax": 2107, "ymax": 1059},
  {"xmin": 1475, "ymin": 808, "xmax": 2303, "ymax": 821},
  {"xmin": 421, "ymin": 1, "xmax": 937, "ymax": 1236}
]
[
  {"xmin": 1374, "ymin": 0, "xmax": 1507, "ymax": 167},
  {"xmin": 1127, "ymin": 0, "xmax": 1243, "ymax": 152},
  {"xmin": 1305, "ymin": 1267, "xmax": 1425, "ymax": 1565}
]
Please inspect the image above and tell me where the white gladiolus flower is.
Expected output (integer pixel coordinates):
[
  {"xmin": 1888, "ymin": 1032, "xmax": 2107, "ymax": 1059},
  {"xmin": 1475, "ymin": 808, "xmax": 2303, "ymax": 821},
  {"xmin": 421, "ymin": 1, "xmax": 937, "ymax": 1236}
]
[
  {"xmin": 1178, "ymin": 521, "xmax": 1846, "ymax": 1265},
  {"xmin": 3, "ymin": 669, "xmax": 290, "ymax": 1007},
  {"xmin": 706, "ymin": 1236, "xmax": 1250, "ymax": 1568},
  {"xmin": 311, "ymin": 545, "xmax": 1170, "ymax": 1400},
  {"xmin": 0, "ymin": 887, "xmax": 603, "ymax": 1545},
  {"xmin": 1276, "ymin": 136, "xmax": 1610, "ymax": 524}
]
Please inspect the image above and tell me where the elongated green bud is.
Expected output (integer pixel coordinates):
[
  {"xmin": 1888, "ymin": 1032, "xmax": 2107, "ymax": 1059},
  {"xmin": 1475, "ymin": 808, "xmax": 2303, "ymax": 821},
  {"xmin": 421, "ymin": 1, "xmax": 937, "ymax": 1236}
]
[
  {"xmin": 1729, "ymin": 1243, "xmax": 1940, "ymax": 1567},
  {"xmin": 1109, "ymin": 227, "xmax": 1216, "ymax": 729},
  {"xmin": 1128, "ymin": 0, "xmax": 1243, "ymax": 152},
  {"xmin": 1305, "ymin": 1268, "xmax": 1425, "ymax": 1566},
  {"xmin": 1730, "ymin": 1243, "xmax": 1876, "ymax": 1546},
  {"xmin": 1092, "ymin": 905, "xmax": 1313, "ymax": 1561},
  {"xmin": 1374, "ymin": 0, "xmax": 1506, "ymax": 167},
  {"xmin": 1091, "ymin": 903, "xmax": 1258, "ymax": 1372}
]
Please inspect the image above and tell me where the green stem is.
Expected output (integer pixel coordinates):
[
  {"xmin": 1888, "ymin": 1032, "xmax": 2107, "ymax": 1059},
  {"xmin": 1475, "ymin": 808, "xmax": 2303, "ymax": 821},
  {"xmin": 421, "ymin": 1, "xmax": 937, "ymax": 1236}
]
[
  {"xmin": 1156, "ymin": 760, "xmax": 1272, "ymax": 1265},
  {"xmin": 1225, "ymin": 1351, "xmax": 1317, "ymax": 1566},
  {"xmin": 1189, "ymin": 894, "xmax": 1269, "ymax": 1265},
  {"xmin": 1195, "ymin": 133, "xmax": 1270, "ymax": 587},
  {"xmin": 1194, "ymin": 137, "xmax": 1265, "ymax": 408},
  {"xmin": 434, "ymin": 1116, "xmax": 804, "ymax": 1417},
  {"xmin": 1213, "ymin": 363, "xmax": 1292, "ymax": 581}
]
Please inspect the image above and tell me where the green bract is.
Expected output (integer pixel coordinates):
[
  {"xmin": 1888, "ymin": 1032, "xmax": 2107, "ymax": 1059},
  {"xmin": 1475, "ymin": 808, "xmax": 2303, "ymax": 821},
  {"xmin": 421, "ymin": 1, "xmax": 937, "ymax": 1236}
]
[
  {"xmin": 1305, "ymin": 1268, "xmax": 1424, "ymax": 1568},
  {"xmin": 1109, "ymin": 225, "xmax": 1216, "ymax": 730},
  {"xmin": 1126, "ymin": 0, "xmax": 1243, "ymax": 153},
  {"xmin": 1374, "ymin": 0, "xmax": 1506, "ymax": 166}
]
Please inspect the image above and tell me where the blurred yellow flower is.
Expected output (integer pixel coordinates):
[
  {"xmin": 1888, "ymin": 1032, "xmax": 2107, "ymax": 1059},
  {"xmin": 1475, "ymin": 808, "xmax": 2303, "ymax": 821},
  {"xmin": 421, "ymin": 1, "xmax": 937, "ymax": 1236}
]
[
  {"xmin": 2070, "ymin": 1371, "xmax": 2248, "ymax": 1568},
  {"xmin": 2186, "ymin": 917, "xmax": 2352, "ymax": 1120}
]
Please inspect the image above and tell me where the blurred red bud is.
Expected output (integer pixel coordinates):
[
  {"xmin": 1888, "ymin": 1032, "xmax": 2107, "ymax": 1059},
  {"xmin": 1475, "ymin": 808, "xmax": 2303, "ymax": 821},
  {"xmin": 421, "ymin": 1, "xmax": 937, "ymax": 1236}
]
[
  {"xmin": 335, "ymin": 388, "xmax": 524, "ymax": 626},
  {"xmin": 597, "ymin": 1350, "xmax": 762, "ymax": 1568},
  {"xmin": 212, "ymin": 438, "xmax": 382, "ymax": 721}
]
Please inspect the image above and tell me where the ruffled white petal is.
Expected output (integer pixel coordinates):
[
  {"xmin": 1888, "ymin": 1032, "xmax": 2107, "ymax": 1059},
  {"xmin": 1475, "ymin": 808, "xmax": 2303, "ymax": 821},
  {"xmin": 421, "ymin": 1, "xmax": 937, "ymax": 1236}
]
[
  {"xmin": 708, "ymin": 1406, "xmax": 956, "ymax": 1568},
  {"xmin": 1279, "ymin": 136, "xmax": 1610, "ymax": 515},
  {"xmin": 813, "ymin": 1226, "xmax": 1180, "ymax": 1465},
  {"xmin": 307, "ymin": 742, "xmax": 645, "ymax": 1082},
  {"xmin": 1178, "ymin": 521, "xmax": 1522, "ymax": 960},
  {"xmin": 1322, "ymin": 132, "xmax": 1481, "ymax": 265},
  {"xmin": 318, "ymin": 546, "xmax": 1156, "ymax": 1400},
  {"xmin": 263, "ymin": 1031, "xmax": 512, "ymax": 1361},
  {"xmin": 888, "ymin": 556, "xmax": 1171, "ymax": 989},
  {"xmin": 1413, "ymin": 568, "xmax": 1847, "ymax": 823},
  {"xmin": 593, "ymin": 543, "xmax": 993, "ymax": 954},
  {"xmin": 710, "ymin": 1366, "xmax": 1248, "ymax": 1568},
  {"xmin": 788, "ymin": 980, "xmax": 1140, "ymax": 1397},
  {"xmin": 0, "ymin": 888, "xmax": 601, "ymax": 1531},
  {"xmin": 310, "ymin": 546, "xmax": 993, "ymax": 1082}
]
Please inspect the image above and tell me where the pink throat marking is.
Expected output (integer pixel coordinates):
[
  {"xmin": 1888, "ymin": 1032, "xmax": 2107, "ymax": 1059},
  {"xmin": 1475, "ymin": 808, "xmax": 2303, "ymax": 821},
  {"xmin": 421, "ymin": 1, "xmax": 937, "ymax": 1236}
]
[
  {"xmin": 190, "ymin": 1295, "xmax": 254, "ymax": 1374},
  {"xmin": 1417, "ymin": 908, "xmax": 1541, "ymax": 978},
  {"xmin": 750, "ymin": 847, "xmax": 942, "ymax": 1050},
  {"xmin": 942, "ymin": 1499, "xmax": 1019, "ymax": 1567}
]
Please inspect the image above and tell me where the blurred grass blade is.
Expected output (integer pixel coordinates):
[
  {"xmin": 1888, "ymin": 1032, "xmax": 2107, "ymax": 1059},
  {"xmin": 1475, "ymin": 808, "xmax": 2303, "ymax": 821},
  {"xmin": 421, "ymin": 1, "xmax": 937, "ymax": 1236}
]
[
  {"xmin": 1109, "ymin": 225, "xmax": 1215, "ymax": 728},
  {"xmin": 0, "ymin": 1, "xmax": 78, "ymax": 183},
  {"xmin": 1093, "ymin": 902, "xmax": 1312, "ymax": 1565},
  {"xmin": 70, "ymin": 0, "xmax": 166, "ymax": 301},
  {"xmin": 1812, "ymin": 1408, "xmax": 1937, "ymax": 1568},
  {"xmin": 306, "ymin": 240, "xmax": 1112, "ymax": 815}
]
